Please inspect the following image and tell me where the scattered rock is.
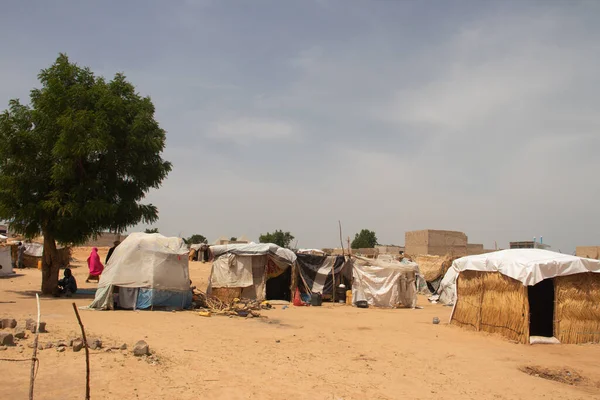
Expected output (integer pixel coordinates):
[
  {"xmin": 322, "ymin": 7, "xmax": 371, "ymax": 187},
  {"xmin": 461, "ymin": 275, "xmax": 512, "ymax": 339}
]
[
  {"xmin": 14, "ymin": 329, "xmax": 26, "ymax": 339},
  {"xmin": 44, "ymin": 342, "xmax": 54, "ymax": 349},
  {"xmin": 27, "ymin": 320, "xmax": 47, "ymax": 333},
  {"xmin": 57, "ymin": 346, "xmax": 66, "ymax": 353},
  {"xmin": 275, "ymin": 340, "xmax": 281, "ymax": 343},
  {"xmin": 27, "ymin": 343, "xmax": 35, "ymax": 349},
  {"xmin": 38, "ymin": 344, "xmax": 43, "ymax": 350},
  {"xmin": 246, "ymin": 313, "xmax": 254, "ymax": 319},
  {"xmin": 433, "ymin": 317, "xmax": 440, "ymax": 325},
  {"xmin": 0, "ymin": 332, "xmax": 14, "ymax": 346},
  {"xmin": 133, "ymin": 340, "xmax": 150, "ymax": 356},
  {"xmin": 0, "ymin": 345, "xmax": 7, "ymax": 351},
  {"xmin": 120, "ymin": 343, "xmax": 128, "ymax": 350},
  {"xmin": 89, "ymin": 338, "xmax": 102, "ymax": 350},
  {"xmin": 72, "ymin": 339, "xmax": 84, "ymax": 352},
  {"xmin": 56, "ymin": 340, "xmax": 68, "ymax": 348},
  {"xmin": 1, "ymin": 319, "xmax": 17, "ymax": 329}
]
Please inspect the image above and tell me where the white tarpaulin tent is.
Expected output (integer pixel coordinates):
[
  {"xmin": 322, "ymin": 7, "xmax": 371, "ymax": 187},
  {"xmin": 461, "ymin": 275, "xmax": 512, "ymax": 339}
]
[
  {"xmin": 436, "ymin": 249, "xmax": 600, "ymax": 305},
  {"xmin": 88, "ymin": 233, "xmax": 191, "ymax": 310},
  {"xmin": 352, "ymin": 256, "xmax": 419, "ymax": 308},
  {"xmin": 0, "ymin": 247, "xmax": 13, "ymax": 276}
]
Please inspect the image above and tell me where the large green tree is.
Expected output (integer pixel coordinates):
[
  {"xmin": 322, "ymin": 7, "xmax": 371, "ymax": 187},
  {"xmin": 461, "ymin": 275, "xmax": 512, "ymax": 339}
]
[
  {"xmin": 145, "ymin": 228, "xmax": 159, "ymax": 234},
  {"xmin": 259, "ymin": 230, "xmax": 295, "ymax": 248},
  {"xmin": 351, "ymin": 229, "xmax": 378, "ymax": 249},
  {"xmin": 186, "ymin": 234, "xmax": 207, "ymax": 245},
  {"xmin": 0, "ymin": 54, "xmax": 171, "ymax": 294}
]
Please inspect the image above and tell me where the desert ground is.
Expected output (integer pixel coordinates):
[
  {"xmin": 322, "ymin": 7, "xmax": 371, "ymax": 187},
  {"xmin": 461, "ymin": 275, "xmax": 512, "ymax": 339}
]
[{"xmin": 1, "ymin": 247, "xmax": 600, "ymax": 400}]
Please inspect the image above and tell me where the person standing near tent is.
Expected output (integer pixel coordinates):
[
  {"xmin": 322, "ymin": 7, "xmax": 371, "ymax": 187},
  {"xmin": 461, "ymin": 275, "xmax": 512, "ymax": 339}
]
[
  {"xmin": 86, "ymin": 247, "xmax": 104, "ymax": 283},
  {"xmin": 106, "ymin": 240, "xmax": 120, "ymax": 264},
  {"xmin": 17, "ymin": 242, "xmax": 25, "ymax": 269}
]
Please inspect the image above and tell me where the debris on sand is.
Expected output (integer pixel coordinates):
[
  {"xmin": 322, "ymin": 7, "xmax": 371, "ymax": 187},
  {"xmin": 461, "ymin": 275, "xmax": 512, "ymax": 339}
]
[{"xmin": 520, "ymin": 365, "xmax": 590, "ymax": 386}]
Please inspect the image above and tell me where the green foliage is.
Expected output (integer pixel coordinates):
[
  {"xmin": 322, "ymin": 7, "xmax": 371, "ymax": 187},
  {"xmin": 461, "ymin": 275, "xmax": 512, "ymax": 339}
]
[
  {"xmin": 187, "ymin": 234, "xmax": 207, "ymax": 245},
  {"xmin": 230, "ymin": 237, "xmax": 237, "ymax": 241},
  {"xmin": 259, "ymin": 230, "xmax": 295, "ymax": 248},
  {"xmin": 0, "ymin": 54, "xmax": 171, "ymax": 292},
  {"xmin": 145, "ymin": 228, "xmax": 159, "ymax": 234},
  {"xmin": 351, "ymin": 229, "xmax": 378, "ymax": 249}
]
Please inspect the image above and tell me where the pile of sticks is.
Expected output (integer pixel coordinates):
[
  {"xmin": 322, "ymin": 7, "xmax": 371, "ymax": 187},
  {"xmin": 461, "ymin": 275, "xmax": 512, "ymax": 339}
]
[{"xmin": 193, "ymin": 290, "xmax": 269, "ymax": 317}]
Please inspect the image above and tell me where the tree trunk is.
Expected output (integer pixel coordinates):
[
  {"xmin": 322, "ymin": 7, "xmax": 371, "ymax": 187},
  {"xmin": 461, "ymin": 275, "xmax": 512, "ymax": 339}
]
[{"xmin": 41, "ymin": 233, "xmax": 59, "ymax": 295}]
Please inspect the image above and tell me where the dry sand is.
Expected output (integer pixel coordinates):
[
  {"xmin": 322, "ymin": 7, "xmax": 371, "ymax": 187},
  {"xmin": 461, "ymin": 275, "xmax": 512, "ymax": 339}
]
[{"xmin": 1, "ymin": 247, "xmax": 600, "ymax": 400}]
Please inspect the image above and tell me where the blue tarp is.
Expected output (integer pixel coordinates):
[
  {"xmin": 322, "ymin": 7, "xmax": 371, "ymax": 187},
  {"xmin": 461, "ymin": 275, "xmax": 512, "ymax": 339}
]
[{"xmin": 136, "ymin": 289, "xmax": 192, "ymax": 310}]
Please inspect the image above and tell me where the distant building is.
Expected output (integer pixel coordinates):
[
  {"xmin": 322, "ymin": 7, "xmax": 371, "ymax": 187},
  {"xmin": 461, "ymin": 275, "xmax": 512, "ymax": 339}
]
[
  {"xmin": 83, "ymin": 232, "xmax": 127, "ymax": 247},
  {"xmin": 576, "ymin": 246, "xmax": 600, "ymax": 260},
  {"xmin": 405, "ymin": 230, "xmax": 468, "ymax": 257},
  {"xmin": 405, "ymin": 229, "xmax": 494, "ymax": 257},
  {"xmin": 375, "ymin": 245, "xmax": 404, "ymax": 255},
  {"xmin": 509, "ymin": 241, "xmax": 550, "ymax": 250}
]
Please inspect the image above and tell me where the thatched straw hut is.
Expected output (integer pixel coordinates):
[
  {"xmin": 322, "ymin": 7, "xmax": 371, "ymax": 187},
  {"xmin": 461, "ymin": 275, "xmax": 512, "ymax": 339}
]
[
  {"xmin": 444, "ymin": 249, "xmax": 600, "ymax": 344},
  {"xmin": 414, "ymin": 254, "xmax": 456, "ymax": 294}
]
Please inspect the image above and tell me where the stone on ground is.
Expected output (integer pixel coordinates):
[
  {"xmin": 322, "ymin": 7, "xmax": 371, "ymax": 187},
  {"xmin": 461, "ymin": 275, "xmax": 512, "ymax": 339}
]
[
  {"xmin": 14, "ymin": 329, "xmax": 26, "ymax": 339},
  {"xmin": 133, "ymin": 340, "xmax": 150, "ymax": 356},
  {"xmin": 89, "ymin": 338, "xmax": 102, "ymax": 350},
  {"xmin": 0, "ymin": 332, "xmax": 14, "ymax": 346},
  {"xmin": 1, "ymin": 319, "xmax": 17, "ymax": 329},
  {"xmin": 72, "ymin": 339, "xmax": 84, "ymax": 352}
]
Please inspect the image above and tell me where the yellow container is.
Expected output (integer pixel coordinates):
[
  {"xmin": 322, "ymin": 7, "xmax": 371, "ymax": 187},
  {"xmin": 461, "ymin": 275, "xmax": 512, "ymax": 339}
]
[
  {"xmin": 37, "ymin": 260, "xmax": 42, "ymax": 270},
  {"xmin": 346, "ymin": 290, "xmax": 352, "ymax": 305}
]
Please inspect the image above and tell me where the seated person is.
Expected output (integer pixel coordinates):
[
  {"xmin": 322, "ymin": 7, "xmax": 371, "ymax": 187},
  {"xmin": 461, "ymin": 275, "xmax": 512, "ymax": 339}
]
[{"xmin": 57, "ymin": 268, "xmax": 78, "ymax": 297}]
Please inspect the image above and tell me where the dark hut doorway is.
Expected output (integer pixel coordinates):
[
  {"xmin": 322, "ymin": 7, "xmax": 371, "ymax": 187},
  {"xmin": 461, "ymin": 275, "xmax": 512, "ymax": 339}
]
[
  {"xmin": 528, "ymin": 278, "xmax": 555, "ymax": 337},
  {"xmin": 266, "ymin": 267, "xmax": 291, "ymax": 301}
]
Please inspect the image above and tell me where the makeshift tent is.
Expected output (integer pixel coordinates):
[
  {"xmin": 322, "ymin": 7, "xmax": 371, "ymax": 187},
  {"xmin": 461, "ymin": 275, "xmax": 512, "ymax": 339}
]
[
  {"xmin": 414, "ymin": 254, "xmax": 455, "ymax": 295},
  {"xmin": 352, "ymin": 256, "xmax": 418, "ymax": 308},
  {"xmin": 9, "ymin": 242, "xmax": 71, "ymax": 269},
  {"xmin": 0, "ymin": 246, "xmax": 13, "ymax": 276},
  {"xmin": 440, "ymin": 249, "xmax": 600, "ymax": 344},
  {"xmin": 294, "ymin": 254, "xmax": 351, "ymax": 299},
  {"xmin": 88, "ymin": 233, "xmax": 191, "ymax": 310},
  {"xmin": 208, "ymin": 243, "xmax": 296, "ymax": 302},
  {"xmin": 189, "ymin": 243, "xmax": 210, "ymax": 262}
]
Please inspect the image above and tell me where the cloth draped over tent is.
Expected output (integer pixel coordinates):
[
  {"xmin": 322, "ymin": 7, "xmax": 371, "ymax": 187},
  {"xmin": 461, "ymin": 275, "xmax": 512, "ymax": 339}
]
[
  {"xmin": 296, "ymin": 254, "xmax": 350, "ymax": 295},
  {"xmin": 352, "ymin": 256, "xmax": 418, "ymax": 308},
  {"xmin": 88, "ymin": 233, "xmax": 191, "ymax": 310},
  {"xmin": 208, "ymin": 243, "xmax": 296, "ymax": 302}
]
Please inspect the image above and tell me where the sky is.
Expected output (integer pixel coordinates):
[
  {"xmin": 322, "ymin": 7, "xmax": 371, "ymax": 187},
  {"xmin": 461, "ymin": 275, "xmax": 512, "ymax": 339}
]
[{"xmin": 1, "ymin": 0, "xmax": 599, "ymax": 252}]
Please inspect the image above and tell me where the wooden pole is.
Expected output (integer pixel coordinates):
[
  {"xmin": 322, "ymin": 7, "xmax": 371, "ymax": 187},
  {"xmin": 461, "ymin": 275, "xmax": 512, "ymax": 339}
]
[
  {"xmin": 72, "ymin": 303, "xmax": 90, "ymax": 400},
  {"xmin": 29, "ymin": 294, "xmax": 41, "ymax": 400}
]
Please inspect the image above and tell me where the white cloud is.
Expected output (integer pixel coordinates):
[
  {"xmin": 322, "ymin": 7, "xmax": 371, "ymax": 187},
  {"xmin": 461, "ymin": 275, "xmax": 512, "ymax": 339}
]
[{"xmin": 207, "ymin": 118, "xmax": 295, "ymax": 145}]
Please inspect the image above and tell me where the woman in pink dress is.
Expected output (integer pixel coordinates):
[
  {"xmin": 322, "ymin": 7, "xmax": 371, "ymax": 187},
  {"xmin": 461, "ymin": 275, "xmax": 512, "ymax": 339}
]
[{"xmin": 86, "ymin": 247, "xmax": 104, "ymax": 283}]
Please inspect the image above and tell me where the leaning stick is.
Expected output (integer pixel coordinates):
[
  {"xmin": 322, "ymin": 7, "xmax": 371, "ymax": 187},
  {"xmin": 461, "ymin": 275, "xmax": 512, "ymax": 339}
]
[
  {"xmin": 72, "ymin": 303, "xmax": 90, "ymax": 400},
  {"xmin": 29, "ymin": 294, "xmax": 41, "ymax": 400}
]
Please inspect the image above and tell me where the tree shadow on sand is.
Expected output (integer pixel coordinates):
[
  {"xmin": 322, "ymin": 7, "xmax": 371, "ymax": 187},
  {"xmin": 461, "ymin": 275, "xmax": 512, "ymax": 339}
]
[{"xmin": 6, "ymin": 288, "xmax": 97, "ymax": 300}]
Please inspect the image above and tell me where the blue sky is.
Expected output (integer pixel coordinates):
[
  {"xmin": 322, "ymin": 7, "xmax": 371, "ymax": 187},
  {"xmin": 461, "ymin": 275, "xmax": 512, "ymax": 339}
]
[{"xmin": 1, "ymin": 1, "xmax": 599, "ymax": 251}]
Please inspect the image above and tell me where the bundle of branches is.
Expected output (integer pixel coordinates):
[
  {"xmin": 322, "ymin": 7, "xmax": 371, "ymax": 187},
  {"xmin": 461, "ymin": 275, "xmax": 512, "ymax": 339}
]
[{"xmin": 192, "ymin": 289, "xmax": 271, "ymax": 317}]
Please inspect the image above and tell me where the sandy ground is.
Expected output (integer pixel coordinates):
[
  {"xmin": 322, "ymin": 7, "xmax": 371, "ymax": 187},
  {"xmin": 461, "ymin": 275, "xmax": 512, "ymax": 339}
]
[{"xmin": 1, "ymin": 247, "xmax": 600, "ymax": 400}]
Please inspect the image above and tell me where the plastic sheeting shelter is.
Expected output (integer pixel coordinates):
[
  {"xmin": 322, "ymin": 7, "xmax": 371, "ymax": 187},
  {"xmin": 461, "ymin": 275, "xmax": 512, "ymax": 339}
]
[
  {"xmin": 352, "ymin": 256, "xmax": 419, "ymax": 308},
  {"xmin": 0, "ymin": 246, "xmax": 13, "ymax": 276},
  {"xmin": 294, "ymin": 254, "xmax": 351, "ymax": 299},
  {"xmin": 88, "ymin": 233, "xmax": 191, "ymax": 310},
  {"xmin": 208, "ymin": 243, "xmax": 296, "ymax": 302},
  {"xmin": 439, "ymin": 249, "xmax": 600, "ymax": 344}
]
